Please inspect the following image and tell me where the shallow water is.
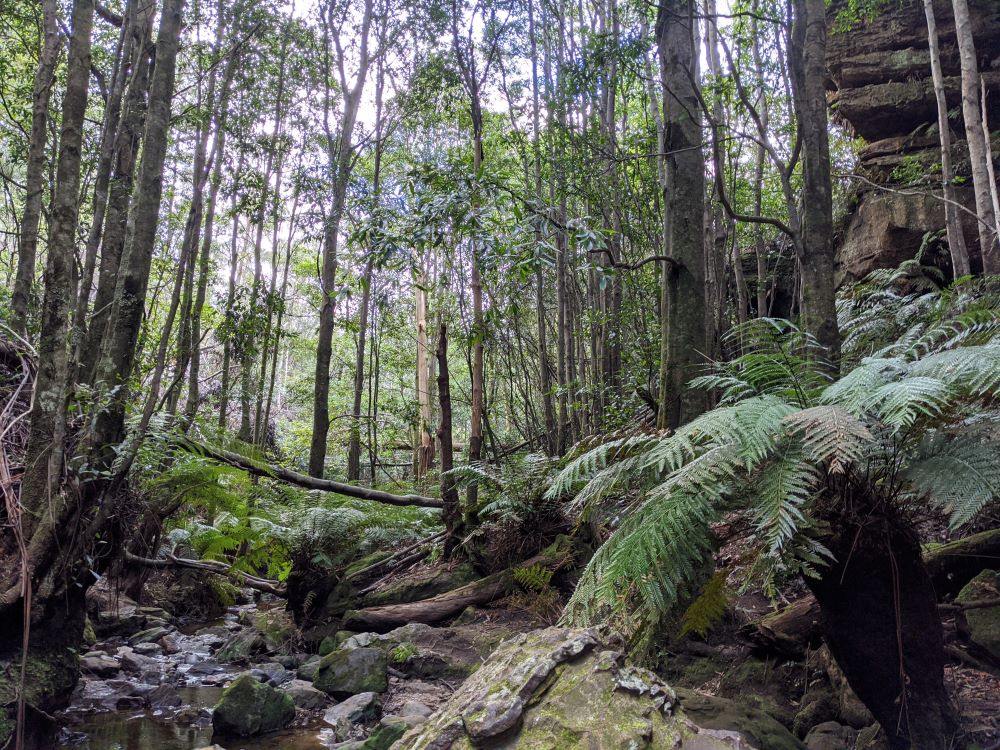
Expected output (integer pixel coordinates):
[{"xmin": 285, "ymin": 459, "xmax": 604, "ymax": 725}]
[{"xmin": 61, "ymin": 685, "xmax": 331, "ymax": 750}]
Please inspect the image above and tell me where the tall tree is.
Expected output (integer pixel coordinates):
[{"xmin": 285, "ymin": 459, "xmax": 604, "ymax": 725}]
[
  {"xmin": 310, "ymin": 0, "xmax": 374, "ymax": 477},
  {"xmin": 10, "ymin": 0, "xmax": 59, "ymax": 334}
]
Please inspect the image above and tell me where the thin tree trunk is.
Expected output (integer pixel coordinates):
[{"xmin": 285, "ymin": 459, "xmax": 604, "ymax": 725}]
[
  {"xmin": 788, "ymin": 0, "xmax": 839, "ymax": 362},
  {"xmin": 219, "ymin": 151, "xmax": 245, "ymax": 432},
  {"xmin": 10, "ymin": 0, "xmax": 59, "ymax": 334},
  {"xmin": 923, "ymin": 0, "xmax": 971, "ymax": 277},
  {"xmin": 950, "ymin": 0, "xmax": 999, "ymax": 271},
  {"xmin": 436, "ymin": 323, "xmax": 460, "ymax": 555}
]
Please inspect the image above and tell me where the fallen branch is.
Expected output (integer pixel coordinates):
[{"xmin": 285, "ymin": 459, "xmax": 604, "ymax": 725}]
[
  {"xmin": 178, "ymin": 439, "xmax": 443, "ymax": 508},
  {"xmin": 124, "ymin": 550, "xmax": 286, "ymax": 596},
  {"xmin": 345, "ymin": 531, "xmax": 446, "ymax": 583}
]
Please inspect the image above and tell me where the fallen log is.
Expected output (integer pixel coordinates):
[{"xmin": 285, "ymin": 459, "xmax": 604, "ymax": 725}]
[
  {"xmin": 178, "ymin": 439, "xmax": 443, "ymax": 509},
  {"xmin": 740, "ymin": 596, "xmax": 822, "ymax": 659},
  {"xmin": 124, "ymin": 550, "xmax": 286, "ymax": 596},
  {"xmin": 342, "ymin": 537, "xmax": 576, "ymax": 632},
  {"xmin": 925, "ymin": 529, "xmax": 1000, "ymax": 598}
]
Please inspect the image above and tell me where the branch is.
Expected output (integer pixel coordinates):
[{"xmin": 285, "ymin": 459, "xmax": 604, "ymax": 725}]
[
  {"xmin": 177, "ymin": 439, "xmax": 443, "ymax": 508},
  {"xmin": 124, "ymin": 550, "xmax": 286, "ymax": 596}
]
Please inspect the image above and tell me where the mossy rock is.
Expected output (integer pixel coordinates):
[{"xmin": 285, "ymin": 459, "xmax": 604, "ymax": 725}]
[
  {"xmin": 344, "ymin": 550, "xmax": 396, "ymax": 579},
  {"xmin": 313, "ymin": 647, "xmax": 388, "ymax": 698},
  {"xmin": 82, "ymin": 617, "xmax": 97, "ymax": 647},
  {"xmin": 254, "ymin": 608, "xmax": 298, "ymax": 652},
  {"xmin": 392, "ymin": 627, "xmax": 804, "ymax": 749},
  {"xmin": 319, "ymin": 636, "xmax": 338, "ymax": 656},
  {"xmin": 957, "ymin": 569, "xmax": 1000, "ymax": 661},
  {"xmin": 217, "ymin": 630, "xmax": 270, "ymax": 663},
  {"xmin": 361, "ymin": 562, "xmax": 479, "ymax": 608},
  {"xmin": 0, "ymin": 644, "xmax": 80, "ymax": 747},
  {"xmin": 211, "ymin": 673, "xmax": 295, "ymax": 737},
  {"xmin": 364, "ymin": 716, "xmax": 420, "ymax": 749},
  {"xmin": 675, "ymin": 688, "xmax": 803, "ymax": 750}
]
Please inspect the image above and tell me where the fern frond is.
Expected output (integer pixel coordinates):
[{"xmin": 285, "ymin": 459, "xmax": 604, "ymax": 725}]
[
  {"xmin": 902, "ymin": 436, "xmax": 1000, "ymax": 528},
  {"xmin": 784, "ymin": 405, "xmax": 874, "ymax": 473}
]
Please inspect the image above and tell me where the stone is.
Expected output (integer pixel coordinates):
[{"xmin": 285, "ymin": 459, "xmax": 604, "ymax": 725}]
[
  {"xmin": 314, "ymin": 647, "xmax": 389, "ymax": 698},
  {"xmin": 216, "ymin": 629, "xmax": 270, "ymax": 663},
  {"xmin": 297, "ymin": 654, "xmax": 322, "ymax": 682},
  {"xmin": 957, "ymin": 569, "xmax": 1000, "ymax": 661},
  {"xmin": 80, "ymin": 655, "xmax": 119, "ymax": 678},
  {"xmin": 323, "ymin": 691, "xmax": 379, "ymax": 741},
  {"xmin": 392, "ymin": 627, "xmax": 804, "ymax": 749},
  {"xmin": 159, "ymin": 634, "xmax": 181, "ymax": 654},
  {"xmin": 284, "ymin": 679, "xmax": 329, "ymax": 709},
  {"xmin": 211, "ymin": 673, "xmax": 296, "ymax": 737},
  {"xmin": 320, "ymin": 636, "xmax": 339, "ymax": 656},
  {"xmin": 148, "ymin": 684, "xmax": 183, "ymax": 709},
  {"xmin": 398, "ymin": 701, "xmax": 433, "ymax": 719},
  {"xmin": 364, "ymin": 716, "xmax": 417, "ymax": 750},
  {"xmin": 675, "ymin": 689, "xmax": 804, "ymax": 750},
  {"xmin": 119, "ymin": 649, "xmax": 155, "ymax": 674},
  {"xmin": 128, "ymin": 626, "xmax": 171, "ymax": 646},
  {"xmin": 254, "ymin": 661, "xmax": 293, "ymax": 685},
  {"xmin": 803, "ymin": 721, "xmax": 859, "ymax": 750},
  {"xmin": 133, "ymin": 642, "xmax": 162, "ymax": 656}
]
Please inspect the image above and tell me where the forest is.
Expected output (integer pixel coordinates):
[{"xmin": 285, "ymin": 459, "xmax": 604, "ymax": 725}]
[{"xmin": 1, "ymin": 0, "xmax": 1000, "ymax": 747}]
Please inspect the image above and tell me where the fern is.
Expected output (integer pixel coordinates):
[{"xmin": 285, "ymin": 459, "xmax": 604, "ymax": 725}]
[{"xmin": 679, "ymin": 571, "xmax": 732, "ymax": 638}]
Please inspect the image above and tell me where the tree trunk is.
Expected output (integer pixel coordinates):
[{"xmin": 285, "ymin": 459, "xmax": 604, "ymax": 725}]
[
  {"xmin": 788, "ymin": 0, "xmax": 840, "ymax": 362},
  {"xmin": 923, "ymin": 0, "xmax": 971, "ymax": 277},
  {"xmin": 10, "ymin": 0, "xmax": 59, "ymax": 334},
  {"xmin": 950, "ymin": 0, "xmax": 1000, "ymax": 271},
  {"xmin": 436, "ymin": 323, "xmax": 461, "ymax": 554},
  {"xmin": 807, "ymin": 504, "xmax": 956, "ymax": 750},
  {"xmin": 309, "ymin": 0, "xmax": 373, "ymax": 477},
  {"xmin": 655, "ymin": 0, "xmax": 707, "ymax": 429}
]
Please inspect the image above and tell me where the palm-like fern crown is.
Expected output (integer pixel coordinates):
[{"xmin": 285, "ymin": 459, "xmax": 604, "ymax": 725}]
[{"xmin": 550, "ymin": 284, "xmax": 1000, "ymax": 644}]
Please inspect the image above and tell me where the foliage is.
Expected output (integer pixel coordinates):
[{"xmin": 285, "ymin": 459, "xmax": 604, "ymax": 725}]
[{"xmin": 550, "ymin": 296, "xmax": 1000, "ymax": 644}]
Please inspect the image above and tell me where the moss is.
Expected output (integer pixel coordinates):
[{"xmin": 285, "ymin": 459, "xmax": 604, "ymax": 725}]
[
  {"xmin": 82, "ymin": 617, "xmax": 96, "ymax": 647},
  {"xmin": 390, "ymin": 643, "xmax": 417, "ymax": 663},
  {"xmin": 212, "ymin": 674, "xmax": 295, "ymax": 736},
  {"xmin": 958, "ymin": 569, "xmax": 1000, "ymax": 660}
]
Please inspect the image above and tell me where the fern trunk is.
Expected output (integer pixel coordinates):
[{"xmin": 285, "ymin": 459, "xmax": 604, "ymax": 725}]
[{"xmin": 807, "ymin": 502, "xmax": 956, "ymax": 750}]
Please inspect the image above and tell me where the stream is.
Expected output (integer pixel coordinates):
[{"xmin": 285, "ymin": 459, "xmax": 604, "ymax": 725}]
[{"xmin": 55, "ymin": 604, "xmax": 336, "ymax": 750}]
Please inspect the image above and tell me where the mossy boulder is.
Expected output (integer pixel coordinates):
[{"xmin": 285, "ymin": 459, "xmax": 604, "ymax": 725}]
[
  {"xmin": 675, "ymin": 689, "xmax": 803, "ymax": 750},
  {"xmin": 216, "ymin": 630, "xmax": 270, "ymax": 663},
  {"xmin": 211, "ymin": 673, "xmax": 296, "ymax": 737},
  {"xmin": 957, "ymin": 569, "xmax": 1000, "ymax": 661},
  {"xmin": 361, "ymin": 562, "xmax": 479, "ymax": 608},
  {"xmin": 313, "ymin": 647, "xmax": 388, "ymax": 698},
  {"xmin": 392, "ymin": 627, "xmax": 803, "ymax": 749}
]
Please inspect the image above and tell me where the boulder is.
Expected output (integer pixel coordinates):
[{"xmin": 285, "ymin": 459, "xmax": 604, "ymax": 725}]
[
  {"xmin": 297, "ymin": 654, "xmax": 322, "ymax": 682},
  {"xmin": 324, "ymin": 691, "xmax": 380, "ymax": 741},
  {"xmin": 803, "ymin": 722, "xmax": 859, "ymax": 750},
  {"xmin": 314, "ymin": 647, "xmax": 388, "ymax": 698},
  {"xmin": 211, "ymin": 673, "xmax": 296, "ymax": 737},
  {"xmin": 80, "ymin": 655, "xmax": 120, "ymax": 678},
  {"xmin": 216, "ymin": 629, "xmax": 270, "ymax": 663},
  {"xmin": 393, "ymin": 627, "xmax": 804, "ymax": 749},
  {"xmin": 284, "ymin": 679, "xmax": 329, "ymax": 709},
  {"xmin": 957, "ymin": 569, "xmax": 1000, "ymax": 661}
]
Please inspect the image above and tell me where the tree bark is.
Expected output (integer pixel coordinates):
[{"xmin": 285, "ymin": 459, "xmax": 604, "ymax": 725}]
[
  {"xmin": 655, "ymin": 0, "xmax": 707, "ymax": 429},
  {"xmin": 789, "ymin": 0, "xmax": 839, "ymax": 362},
  {"xmin": 950, "ymin": 0, "xmax": 1000, "ymax": 271},
  {"xmin": 436, "ymin": 322, "xmax": 461, "ymax": 553},
  {"xmin": 923, "ymin": 0, "xmax": 971, "ymax": 277},
  {"xmin": 10, "ymin": 0, "xmax": 60, "ymax": 334}
]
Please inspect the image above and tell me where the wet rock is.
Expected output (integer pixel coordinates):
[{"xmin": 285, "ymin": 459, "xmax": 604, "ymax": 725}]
[
  {"xmin": 119, "ymin": 648, "xmax": 155, "ymax": 674},
  {"xmin": 216, "ymin": 629, "xmax": 270, "ymax": 663},
  {"xmin": 133, "ymin": 641, "xmax": 163, "ymax": 656},
  {"xmin": 365, "ymin": 715, "xmax": 420, "ymax": 750},
  {"xmin": 957, "ymin": 569, "xmax": 1000, "ymax": 661},
  {"xmin": 158, "ymin": 634, "xmax": 181, "ymax": 654},
  {"xmin": 80, "ymin": 655, "xmax": 120, "ymax": 678},
  {"xmin": 314, "ymin": 647, "xmax": 389, "ymax": 698},
  {"xmin": 128, "ymin": 625, "xmax": 171, "ymax": 646},
  {"xmin": 147, "ymin": 684, "xmax": 183, "ymax": 709},
  {"xmin": 394, "ymin": 627, "xmax": 804, "ymax": 750},
  {"xmin": 284, "ymin": 679, "xmax": 329, "ymax": 709},
  {"xmin": 211, "ymin": 673, "xmax": 296, "ymax": 737}
]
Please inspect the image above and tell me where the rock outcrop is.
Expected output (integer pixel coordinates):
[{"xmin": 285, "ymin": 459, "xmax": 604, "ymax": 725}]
[
  {"xmin": 826, "ymin": 0, "xmax": 1000, "ymax": 284},
  {"xmin": 392, "ymin": 627, "xmax": 803, "ymax": 749}
]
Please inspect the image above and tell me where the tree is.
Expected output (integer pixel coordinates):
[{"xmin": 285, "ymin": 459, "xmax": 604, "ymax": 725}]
[{"xmin": 9, "ymin": 0, "xmax": 59, "ymax": 334}]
